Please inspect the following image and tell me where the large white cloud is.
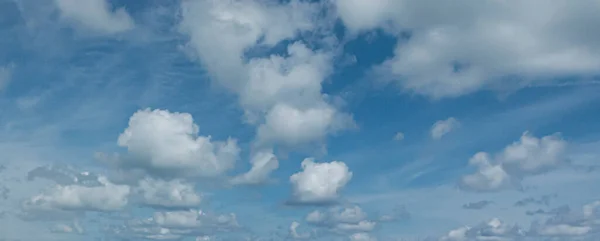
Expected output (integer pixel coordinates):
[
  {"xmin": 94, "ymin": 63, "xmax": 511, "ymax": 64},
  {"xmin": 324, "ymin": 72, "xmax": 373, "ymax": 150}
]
[
  {"xmin": 179, "ymin": 0, "xmax": 355, "ymax": 183},
  {"xmin": 289, "ymin": 158, "xmax": 353, "ymax": 204},
  {"xmin": 334, "ymin": 0, "xmax": 600, "ymax": 98},
  {"xmin": 116, "ymin": 108, "xmax": 240, "ymax": 178},
  {"xmin": 54, "ymin": 0, "xmax": 134, "ymax": 34},
  {"xmin": 460, "ymin": 132, "xmax": 567, "ymax": 191}
]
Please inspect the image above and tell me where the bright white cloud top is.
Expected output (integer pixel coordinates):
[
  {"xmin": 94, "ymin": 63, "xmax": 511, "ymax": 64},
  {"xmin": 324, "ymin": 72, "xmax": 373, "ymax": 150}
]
[{"xmin": 0, "ymin": 0, "xmax": 599, "ymax": 240}]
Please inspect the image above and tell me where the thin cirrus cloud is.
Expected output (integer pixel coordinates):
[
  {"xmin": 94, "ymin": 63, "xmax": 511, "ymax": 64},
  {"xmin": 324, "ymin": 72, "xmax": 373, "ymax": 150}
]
[{"xmin": 0, "ymin": 0, "xmax": 599, "ymax": 241}]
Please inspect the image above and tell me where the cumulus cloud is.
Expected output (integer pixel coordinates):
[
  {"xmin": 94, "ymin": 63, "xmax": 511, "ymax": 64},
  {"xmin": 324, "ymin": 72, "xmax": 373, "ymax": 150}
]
[
  {"xmin": 306, "ymin": 206, "xmax": 377, "ymax": 235},
  {"xmin": 460, "ymin": 152, "xmax": 513, "ymax": 192},
  {"xmin": 334, "ymin": 0, "xmax": 600, "ymax": 98},
  {"xmin": 54, "ymin": 0, "xmax": 134, "ymax": 34},
  {"xmin": 431, "ymin": 117, "xmax": 460, "ymax": 140},
  {"xmin": 460, "ymin": 132, "xmax": 568, "ymax": 191},
  {"xmin": 115, "ymin": 108, "xmax": 240, "ymax": 179},
  {"xmin": 136, "ymin": 178, "xmax": 202, "ymax": 209},
  {"xmin": 289, "ymin": 158, "xmax": 353, "ymax": 205},
  {"xmin": 178, "ymin": 0, "xmax": 355, "ymax": 183},
  {"xmin": 22, "ymin": 176, "xmax": 130, "ymax": 213}
]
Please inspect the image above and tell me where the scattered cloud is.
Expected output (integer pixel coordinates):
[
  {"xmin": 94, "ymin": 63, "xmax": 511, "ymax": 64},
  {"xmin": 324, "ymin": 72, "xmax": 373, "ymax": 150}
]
[
  {"xmin": 460, "ymin": 132, "xmax": 568, "ymax": 191},
  {"xmin": 1, "ymin": 0, "xmax": 600, "ymax": 240},
  {"xmin": 289, "ymin": 158, "xmax": 353, "ymax": 205},
  {"xmin": 431, "ymin": 117, "xmax": 460, "ymax": 140}
]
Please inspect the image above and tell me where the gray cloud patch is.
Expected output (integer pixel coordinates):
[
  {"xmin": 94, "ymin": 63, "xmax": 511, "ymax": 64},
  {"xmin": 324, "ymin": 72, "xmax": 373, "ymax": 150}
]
[
  {"xmin": 514, "ymin": 194, "xmax": 557, "ymax": 207},
  {"xmin": 462, "ymin": 200, "xmax": 493, "ymax": 210}
]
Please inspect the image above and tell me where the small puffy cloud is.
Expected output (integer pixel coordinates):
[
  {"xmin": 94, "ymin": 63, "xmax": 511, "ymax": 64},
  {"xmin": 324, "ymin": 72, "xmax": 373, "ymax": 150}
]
[
  {"xmin": 136, "ymin": 178, "xmax": 202, "ymax": 209},
  {"xmin": 460, "ymin": 132, "xmax": 568, "ymax": 191},
  {"xmin": 393, "ymin": 132, "xmax": 404, "ymax": 141},
  {"xmin": 256, "ymin": 103, "xmax": 355, "ymax": 148},
  {"xmin": 116, "ymin": 108, "xmax": 240, "ymax": 179},
  {"xmin": 460, "ymin": 152, "xmax": 513, "ymax": 192},
  {"xmin": 499, "ymin": 132, "xmax": 567, "ymax": 175},
  {"xmin": 462, "ymin": 200, "xmax": 493, "ymax": 210},
  {"xmin": 289, "ymin": 158, "xmax": 353, "ymax": 205},
  {"xmin": 230, "ymin": 150, "xmax": 279, "ymax": 185},
  {"xmin": 431, "ymin": 117, "xmax": 460, "ymax": 140},
  {"xmin": 22, "ymin": 176, "xmax": 130, "ymax": 213},
  {"xmin": 54, "ymin": 0, "xmax": 134, "ymax": 34}
]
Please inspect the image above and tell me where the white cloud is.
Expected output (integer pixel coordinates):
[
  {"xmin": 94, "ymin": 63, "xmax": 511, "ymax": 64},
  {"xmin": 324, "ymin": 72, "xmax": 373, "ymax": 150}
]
[
  {"xmin": 460, "ymin": 152, "xmax": 512, "ymax": 192},
  {"xmin": 431, "ymin": 117, "xmax": 460, "ymax": 140},
  {"xmin": 290, "ymin": 158, "xmax": 353, "ymax": 204},
  {"xmin": 136, "ymin": 178, "xmax": 202, "ymax": 209},
  {"xmin": 116, "ymin": 108, "xmax": 240, "ymax": 178},
  {"xmin": 179, "ymin": 0, "xmax": 355, "ymax": 183},
  {"xmin": 305, "ymin": 206, "xmax": 377, "ymax": 235},
  {"xmin": 230, "ymin": 150, "xmax": 279, "ymax": 185},
  {"xmin": 256, "ymin": 103, "xmax": 354, "ymax": 148},
  {"xmin": 499, "ymin": 132, "xmax": 567, "ymax": 175},
  {"xmin": 460, "ymin": 132, "xmax": 568, "ymax": 191},
  {"xmin": 54, "ymin": 0, "xmax": 134, "ymax": 34},
  {"xmin": 334, "ymin": 0, "xmax": 600, "ymax": 98},
  {"xmin": 22, "ymin": 176, "xmax": 130, "ymax": 213}
]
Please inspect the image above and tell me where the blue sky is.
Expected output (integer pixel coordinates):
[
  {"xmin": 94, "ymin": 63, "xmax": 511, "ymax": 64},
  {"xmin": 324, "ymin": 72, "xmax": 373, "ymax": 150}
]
[{"xmin": 1, "ymin": 0, "xmax": 600, "ymax": 240}]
